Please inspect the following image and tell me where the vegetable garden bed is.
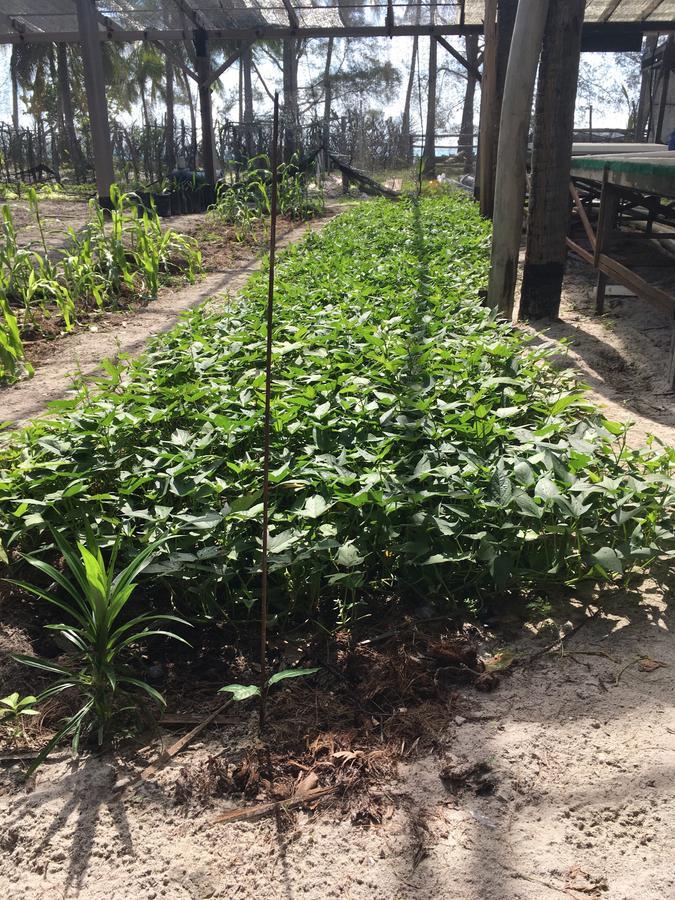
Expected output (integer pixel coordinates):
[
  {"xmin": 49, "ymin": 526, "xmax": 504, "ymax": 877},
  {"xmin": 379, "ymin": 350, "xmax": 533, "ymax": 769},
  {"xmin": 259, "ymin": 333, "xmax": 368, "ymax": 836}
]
[{"xmin": 1, "ymin": 192, "xmax": 673, "ymax": 625}]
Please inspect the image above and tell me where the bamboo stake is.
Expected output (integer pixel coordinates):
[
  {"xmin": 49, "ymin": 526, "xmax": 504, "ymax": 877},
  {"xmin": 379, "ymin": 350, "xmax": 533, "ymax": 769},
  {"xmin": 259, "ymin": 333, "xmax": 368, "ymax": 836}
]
[{"xmin": 259, "ymin": 93, "xmax": 280, "ymax": 731}]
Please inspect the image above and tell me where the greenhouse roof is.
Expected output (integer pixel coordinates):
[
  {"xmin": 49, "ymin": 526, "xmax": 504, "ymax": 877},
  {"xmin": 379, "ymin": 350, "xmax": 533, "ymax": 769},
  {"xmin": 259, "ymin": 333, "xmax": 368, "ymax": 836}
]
[{"xmin": 2, "ymin": 0, "xmax": 674, "ymax": 44}]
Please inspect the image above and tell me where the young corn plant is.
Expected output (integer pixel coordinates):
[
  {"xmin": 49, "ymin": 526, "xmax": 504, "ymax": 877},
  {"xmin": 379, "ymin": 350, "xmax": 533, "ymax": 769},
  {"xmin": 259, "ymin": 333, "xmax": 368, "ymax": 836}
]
[
  {"xmin": 0, "ymin": 292, "xmax": 26, "ymax": 381},
  {"xmin": 8, "ymin": 529, "xmax": 191, "ymax": 773}
]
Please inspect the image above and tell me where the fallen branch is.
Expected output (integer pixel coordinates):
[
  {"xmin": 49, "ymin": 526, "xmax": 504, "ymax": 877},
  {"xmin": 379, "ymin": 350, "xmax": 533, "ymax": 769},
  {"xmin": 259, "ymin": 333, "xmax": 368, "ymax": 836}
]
[
  {"xmin": 159, "ymin": 713, "xmax": 238, "ymax": 727},
  {"xmin": 357, "ymin": 614, "xmax": 454, "ymax": 646},
  {"xmin": 210, "ymin": 785, "xmax": 336, "ymax": 826},
  {"xmin": 521, "ymin": 610, "xmax": 600, "ymax": 666},
  {"xmin": 615, "ymin": 655, "xmax": 669, "ymax": 685},
  {"xmin": 494, "ymin": 861, "xmax": 582, "ymax": 898},
  {"xmin": 0, "ymin": 751, "xmax": 70, "ymax": 764},
  {"xmin": 115, "ymin": 699, "xmax": 233, "ymax": 794}
]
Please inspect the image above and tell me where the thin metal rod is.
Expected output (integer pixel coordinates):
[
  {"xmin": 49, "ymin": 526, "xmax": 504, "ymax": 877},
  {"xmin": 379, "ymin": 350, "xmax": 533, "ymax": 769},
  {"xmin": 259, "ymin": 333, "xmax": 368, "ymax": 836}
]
[{"xmin": 259, "ymin": 92, "xmax": 280, "ymax": 731}]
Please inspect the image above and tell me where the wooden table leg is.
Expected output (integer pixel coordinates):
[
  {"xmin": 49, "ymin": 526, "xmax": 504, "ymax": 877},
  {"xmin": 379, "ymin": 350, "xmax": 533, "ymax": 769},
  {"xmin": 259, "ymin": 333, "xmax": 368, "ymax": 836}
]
[
  {"xmin": 595, "ymin": 271, "xmax": 609, "ymax": 314},
  {"xmin": 594, "ymin": 177, "xmax": 620, "ymax": 315},
  {"xmin": 668, "ymin": 312, "xmax": 675, "ymax": 392}
]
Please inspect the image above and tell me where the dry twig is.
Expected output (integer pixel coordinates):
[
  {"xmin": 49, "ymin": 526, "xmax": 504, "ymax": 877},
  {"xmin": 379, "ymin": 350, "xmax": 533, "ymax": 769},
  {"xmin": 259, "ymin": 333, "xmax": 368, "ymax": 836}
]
[{"xmin": 115, "ymin": 699, "xmax": 233, "ymax": 794}]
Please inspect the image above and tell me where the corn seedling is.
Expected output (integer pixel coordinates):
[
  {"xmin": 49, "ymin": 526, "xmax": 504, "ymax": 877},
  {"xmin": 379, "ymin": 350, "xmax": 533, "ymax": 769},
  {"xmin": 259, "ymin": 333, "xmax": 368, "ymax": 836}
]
[{"xmin": 0, "ymin": 185, "xmax": 202, "ymax": 382}]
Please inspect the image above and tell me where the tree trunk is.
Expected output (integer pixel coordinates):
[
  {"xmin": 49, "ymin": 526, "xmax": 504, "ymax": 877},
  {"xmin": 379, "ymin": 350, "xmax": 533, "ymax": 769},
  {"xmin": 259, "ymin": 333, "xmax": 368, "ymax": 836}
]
[
  {"xmin": 519, "ymin": 0, "xmax": 585, "ymax": 320},
  {"xmin": 242, "ymin": 44, "xmax": 254, "ymax": 156},
  {"xmin": 422, "ymin": 34, "xmax": 437, "ymax": 179},
  {"xmin": 322, "ymin": 37, "xmax": 334, "ymax": 165},
  {"xmin": 57, "ymin": 44, "xmax": 87, "ymax": 181},
  {"xmin": 179, "ymin": 70, "xmax": 198, "ymax": 166},
  {"xmin": 49, "ymin": 47, "xmax": 61, "ymax": 176},
  {"xmin": 282, "ymin": 38, "xmax": 299, "ymax": 161},
  {"xmin": 400, "ymin": 35, "xmax": 418, "ymax": 164},
  {"xmin": 165, "ymin": 57, "xmax": 176, "ymax": 171},
  {"xmin": 458, "ymin": 34, "xmax": 479, "ymax": 175},
  {"xmin": 10, "ymin": 47, "xmax": 20, "ymax": 132}
]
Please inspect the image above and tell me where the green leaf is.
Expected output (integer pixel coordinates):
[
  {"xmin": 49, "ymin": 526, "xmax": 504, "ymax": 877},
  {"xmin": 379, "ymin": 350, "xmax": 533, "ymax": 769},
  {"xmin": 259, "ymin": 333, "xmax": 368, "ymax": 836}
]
[
  {"xmin": 217, "ymin": 684, "xmax": 261, "ymax": 701},
  {"xmin": 592, "ymin": 547, "xmax": 624, "ymax": 575},
  {"xmin": 267, "ymin": 668, "xmax": 320, "ymax": 687},
  {"xmin": 298, "ymin": 495, "xmax": 330, "ymax": 519},
  {"xmin": 336, "ymin": 542, "xmax": 364, "ymax": 568}
]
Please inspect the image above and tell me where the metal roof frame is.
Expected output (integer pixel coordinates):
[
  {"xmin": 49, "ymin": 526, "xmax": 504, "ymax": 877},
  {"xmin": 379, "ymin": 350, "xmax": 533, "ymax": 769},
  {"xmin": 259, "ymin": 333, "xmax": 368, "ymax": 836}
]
[{"xmin": 1, "ymin": 1, "xmax": 673, "ymax": 45}]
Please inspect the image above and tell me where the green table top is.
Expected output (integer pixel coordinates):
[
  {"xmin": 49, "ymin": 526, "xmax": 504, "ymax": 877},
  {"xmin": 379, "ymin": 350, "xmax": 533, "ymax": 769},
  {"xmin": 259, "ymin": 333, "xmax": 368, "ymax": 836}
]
[{"xmin": 570, "ymin": 154, "xmax": 675, "ymax": 199}]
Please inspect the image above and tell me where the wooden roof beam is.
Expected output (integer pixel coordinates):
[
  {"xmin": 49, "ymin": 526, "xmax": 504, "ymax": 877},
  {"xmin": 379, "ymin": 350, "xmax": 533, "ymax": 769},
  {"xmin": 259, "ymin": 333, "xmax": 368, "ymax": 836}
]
[
  {"xmin": 599, "ymin": 1, "xmax": 623, "ymax": 22},
  {"xmin": 281, "ymin": 0, "xmax": 300, "ymax": 31},
  {"xmin": 173, "ymin": 0, "xmax": 210, "ymax": 32},
  {"xmin": 640, "ymin": 0, "xmax": 666, "ymax": 19},
  {"xmin": 204, "ymin": 41, "xmax": 255, "ymax": 88},
  {"xmin": 436, "ymin": 34, "xmax": 482, "ymax": 82},
  {"xmin": 9, "ymin": 15, "xmax": 40, "ymax": 35},
  {"xmin": 152, "ymin": 39, "xmax": 199, "ymax": 81}
]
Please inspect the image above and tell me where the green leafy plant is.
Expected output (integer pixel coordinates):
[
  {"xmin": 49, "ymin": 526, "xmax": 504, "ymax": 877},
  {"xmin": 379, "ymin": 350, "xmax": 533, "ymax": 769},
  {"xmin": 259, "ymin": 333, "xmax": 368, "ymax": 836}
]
[
  {"xmin": 218, "ymin": 668, "xmax": 320, "ymax": 702},
  {"xmin": 0, "ymin": 692, "xmax": 39, "ymax": 721},
  {"xmin": 8, "ymin": 529, "xmax": 191, "ymax": 772},
  {"xmin": 0, "ymin": 692, "xmax": 39, "ymax": 742},
  {"xmin": 0, "ymin": 195, "xmax": 673, "ymax": 624}
]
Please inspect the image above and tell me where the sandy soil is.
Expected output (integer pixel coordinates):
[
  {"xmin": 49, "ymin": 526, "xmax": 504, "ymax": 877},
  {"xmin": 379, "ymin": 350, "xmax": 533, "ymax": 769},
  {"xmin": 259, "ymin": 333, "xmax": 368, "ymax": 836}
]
[
  {"xmin": 517, "ymin": 255, "xmax": 675, "ymax": 451},
  {"xmin": 7, "ymin": 197, "xmax": 92, "ymax": 253},
  {"xmin": 1, "ymin": 580, "xmax": 673, "ymax": 900}
]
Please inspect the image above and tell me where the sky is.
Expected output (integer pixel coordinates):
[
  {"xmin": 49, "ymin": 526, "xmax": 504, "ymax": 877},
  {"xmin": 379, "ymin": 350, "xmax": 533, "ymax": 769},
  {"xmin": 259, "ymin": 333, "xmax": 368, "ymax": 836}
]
[{"xmin": 0, "ymin": 38, "xmax": 636, "ymax": 136}]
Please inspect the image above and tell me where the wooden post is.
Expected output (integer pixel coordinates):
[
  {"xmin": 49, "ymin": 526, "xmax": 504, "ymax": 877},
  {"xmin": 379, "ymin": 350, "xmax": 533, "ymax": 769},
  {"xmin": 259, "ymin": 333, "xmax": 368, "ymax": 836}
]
[
  {"xmin": 519, "ymin": 0, "xmax": 585, "ymax": 320},
  {"xmin": 486, "ymin": 0, "xmax": 550, "ymax": 317},
  {"xmin": 477, "ymin": 0, "xmax": 517, "ymax": 217},
  {"xmin": 282, "ymin": 38, "xmax": 299, "ymax": 161},
  {"xmin": 195, "ymin": 28, "xmax": 217, "ymax": 185},
  {"xmin": 655, "ymin": 35, "xmax": 674, "ymax": 143},
  {"xmin": 636, "ymin": 34, "xmax": 659, "ymax": 141},
  {"xmin": 74, "ymin": 0, "xmax": 114, "ymax": 201},
  {"xmin": 593, "ymin": 176, "xmax": 621, "ymax": 315},
  {"xmin": 458, "ymin": 34, "xmax": 479, "ymax": 175},
  {"xmin": 422, "ymin": 33, "xmax": 438, "ymax": 179},
  {"xmin": 477, "ymin": 0, "xmax": 497, "ymax": 213}
]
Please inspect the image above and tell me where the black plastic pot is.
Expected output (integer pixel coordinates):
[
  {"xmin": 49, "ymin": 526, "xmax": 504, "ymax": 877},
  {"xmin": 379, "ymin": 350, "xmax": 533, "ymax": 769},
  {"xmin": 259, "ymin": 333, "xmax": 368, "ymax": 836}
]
[
  {"xmin": 202, "ymin": 184, "xmax": 216, "ymax": 209},
  {"xmin": 170, "ymin": 190, "xmax": 185, "ymax": 216},
  {"xmin": 153, "ymin": 192, "xmax": 172, "ymax": 217},
  {"xmin": 185, "ymin": 190, "xmax": 199, "ymax": 214},
  {"xmin": 136, "ymin": 191, "xmax": 152, "ymax": 212}
]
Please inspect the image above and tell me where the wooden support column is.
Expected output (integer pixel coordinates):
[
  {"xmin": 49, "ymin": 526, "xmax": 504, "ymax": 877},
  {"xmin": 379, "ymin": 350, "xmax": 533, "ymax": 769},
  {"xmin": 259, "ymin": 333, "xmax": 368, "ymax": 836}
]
[
  {"xmin": 422, "ymin": 32, "xmax": 438, "ymax": 179},
  {"xmin": 477, "ymin": 0, "xmax": 516, "ymax": 217},
  {"xmin": 195, "ymin": 28, "xmax": 216, "ymax": 185},
  {"xmin": 519, "ymin": 0, "xmax": 585, "ymax": 320},
  {"xmin": 74, "ymin": 0, "xmax": 114, "ymax": 201},
  {"xmin": 282, "ymin": 38, "xmax": 299, "ymax": 161},
  {"xmin": 655, "ymin": 35, "xmax": 674, "ymax": 143},
  {"xmin": 593, "ymin": 177, "xmax": 621, "ymax": 315},
  {"xmin": 477, "ymin": 0, "xmax": 497, "ymax": 212},
  {"xmin": 486, "ymin": 0, "xmax": 550, "ymax": 317}
]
